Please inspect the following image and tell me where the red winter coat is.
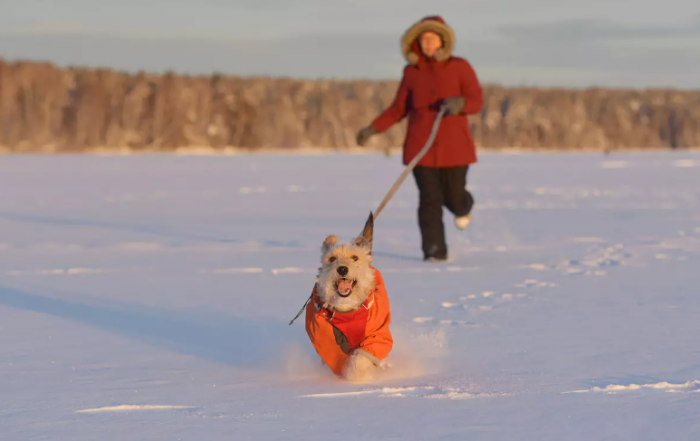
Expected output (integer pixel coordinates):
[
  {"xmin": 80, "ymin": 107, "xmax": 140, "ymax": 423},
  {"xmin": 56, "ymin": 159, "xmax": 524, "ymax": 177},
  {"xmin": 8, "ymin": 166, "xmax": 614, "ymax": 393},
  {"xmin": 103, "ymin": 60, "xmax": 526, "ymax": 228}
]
[{"xmin": 370, "ymin": 16, "xmax": 484, "ymax": 168}]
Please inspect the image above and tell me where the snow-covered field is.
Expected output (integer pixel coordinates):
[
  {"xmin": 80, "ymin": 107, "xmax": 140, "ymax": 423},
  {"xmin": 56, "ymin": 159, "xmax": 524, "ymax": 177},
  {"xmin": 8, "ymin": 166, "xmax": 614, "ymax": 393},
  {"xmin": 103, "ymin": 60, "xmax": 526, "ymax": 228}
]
[{"xmin": 1, "ymin": 151, "xmax": 699, "ymax": 440}]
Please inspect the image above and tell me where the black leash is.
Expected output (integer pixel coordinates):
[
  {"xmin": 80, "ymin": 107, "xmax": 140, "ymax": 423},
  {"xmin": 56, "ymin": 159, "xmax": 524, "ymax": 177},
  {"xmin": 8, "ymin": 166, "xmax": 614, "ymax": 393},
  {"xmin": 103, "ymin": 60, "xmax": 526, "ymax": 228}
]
[{"xmin": 289, "ymin": 294, "xmax": 313, "ymax": 325}]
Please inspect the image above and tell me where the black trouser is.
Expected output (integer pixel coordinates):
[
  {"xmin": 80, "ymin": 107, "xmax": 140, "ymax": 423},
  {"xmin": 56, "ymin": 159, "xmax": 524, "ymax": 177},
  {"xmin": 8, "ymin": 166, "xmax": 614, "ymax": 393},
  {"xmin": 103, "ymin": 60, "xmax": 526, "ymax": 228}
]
[{"xmin": 412, "ymin": 165, "xmax": 474, "ymax": 259}]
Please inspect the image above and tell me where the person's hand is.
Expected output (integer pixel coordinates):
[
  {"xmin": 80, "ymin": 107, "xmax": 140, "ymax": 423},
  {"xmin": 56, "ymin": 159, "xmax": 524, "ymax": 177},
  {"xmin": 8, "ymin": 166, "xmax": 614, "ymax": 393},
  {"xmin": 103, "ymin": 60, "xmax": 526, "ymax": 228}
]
[
  {"xmin": 356, "ymin": 125, "xmax": 377, "ymax": 146},
  {"xmin": 442, "ymin": 96, "xmax": 465, "ymax": 115}
]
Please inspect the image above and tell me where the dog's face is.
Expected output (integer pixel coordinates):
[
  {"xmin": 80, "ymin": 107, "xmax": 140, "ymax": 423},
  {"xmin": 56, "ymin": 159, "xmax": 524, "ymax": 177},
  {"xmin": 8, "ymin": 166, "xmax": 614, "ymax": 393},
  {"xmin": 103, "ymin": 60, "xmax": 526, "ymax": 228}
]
[{"xmin": 315, "ymin": 213, "xmax": 376, "ymax": 313}]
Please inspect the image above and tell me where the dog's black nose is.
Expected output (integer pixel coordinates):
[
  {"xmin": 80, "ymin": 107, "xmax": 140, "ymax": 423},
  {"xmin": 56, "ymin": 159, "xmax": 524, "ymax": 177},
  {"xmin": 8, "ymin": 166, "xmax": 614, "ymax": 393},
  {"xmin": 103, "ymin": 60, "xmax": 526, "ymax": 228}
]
[{"xmin": 337, "ymin": 266, "xmax": 349, "ymax": 276}]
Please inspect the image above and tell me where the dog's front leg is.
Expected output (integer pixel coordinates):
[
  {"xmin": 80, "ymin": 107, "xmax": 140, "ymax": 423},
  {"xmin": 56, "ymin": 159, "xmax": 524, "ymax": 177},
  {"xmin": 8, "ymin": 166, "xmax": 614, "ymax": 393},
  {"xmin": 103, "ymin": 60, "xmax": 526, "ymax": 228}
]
[{"xmin": 343, "ymin": 350, "xmax": 381, "ymax": 382}]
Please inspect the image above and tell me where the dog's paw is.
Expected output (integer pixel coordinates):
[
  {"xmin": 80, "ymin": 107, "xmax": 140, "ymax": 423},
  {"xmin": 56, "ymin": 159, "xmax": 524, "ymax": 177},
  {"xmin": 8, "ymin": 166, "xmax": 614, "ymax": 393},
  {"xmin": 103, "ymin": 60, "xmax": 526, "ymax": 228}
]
[{"xmin": 343, "ymin": 351, "xmax": 379, "ymax": 383}]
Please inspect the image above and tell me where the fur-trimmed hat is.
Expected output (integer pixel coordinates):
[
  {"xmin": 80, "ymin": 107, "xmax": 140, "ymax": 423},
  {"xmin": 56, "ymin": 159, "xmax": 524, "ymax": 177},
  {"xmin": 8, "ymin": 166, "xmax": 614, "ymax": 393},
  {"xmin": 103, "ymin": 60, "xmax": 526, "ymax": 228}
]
[{"xmin": 401, "ymin": 15, "xmax": 455, "ymax": 65}]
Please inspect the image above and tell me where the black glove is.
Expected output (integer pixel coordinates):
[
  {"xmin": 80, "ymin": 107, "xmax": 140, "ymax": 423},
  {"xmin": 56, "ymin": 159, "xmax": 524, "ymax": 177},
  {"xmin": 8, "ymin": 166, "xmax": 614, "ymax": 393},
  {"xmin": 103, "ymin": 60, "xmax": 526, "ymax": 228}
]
[
  {"xmin": 356, "ymin": 125, "xmax": 377, "ymax": 146},
  {"xmin": 442, "ymin": 96, "xmax": 465, "ymax": 115}
]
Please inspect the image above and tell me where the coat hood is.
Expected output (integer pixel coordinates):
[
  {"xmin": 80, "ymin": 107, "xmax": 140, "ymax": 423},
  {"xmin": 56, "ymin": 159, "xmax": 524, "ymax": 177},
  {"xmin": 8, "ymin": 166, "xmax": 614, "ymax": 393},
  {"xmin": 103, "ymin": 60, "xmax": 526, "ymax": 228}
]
[{"xmin": 401, "ymin": 15, "xmax": 455, "ymax": 65}]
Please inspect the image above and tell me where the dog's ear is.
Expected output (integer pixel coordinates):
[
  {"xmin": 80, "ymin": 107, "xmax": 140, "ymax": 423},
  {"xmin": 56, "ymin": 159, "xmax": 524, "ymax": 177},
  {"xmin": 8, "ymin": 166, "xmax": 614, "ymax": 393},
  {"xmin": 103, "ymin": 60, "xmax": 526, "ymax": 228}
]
[
  {"xmin": 354, "ymin": 212, "xmax": 374, "ymax": 252},
  {"xmin": 322, "ymin": 235, "xmax": 338, "ymax": 254},
  {"xmin": 353, "ymin": 237, "xmax": 369, "ymax": 249}
]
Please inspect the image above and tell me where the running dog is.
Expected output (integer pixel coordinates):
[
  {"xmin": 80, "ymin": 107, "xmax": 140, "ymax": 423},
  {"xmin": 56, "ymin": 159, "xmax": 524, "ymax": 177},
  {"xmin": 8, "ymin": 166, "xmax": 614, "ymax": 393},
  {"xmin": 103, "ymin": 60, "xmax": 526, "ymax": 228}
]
[{"xmin": 304, "ymin": 213, "xmax": 393, "ymax": 382}]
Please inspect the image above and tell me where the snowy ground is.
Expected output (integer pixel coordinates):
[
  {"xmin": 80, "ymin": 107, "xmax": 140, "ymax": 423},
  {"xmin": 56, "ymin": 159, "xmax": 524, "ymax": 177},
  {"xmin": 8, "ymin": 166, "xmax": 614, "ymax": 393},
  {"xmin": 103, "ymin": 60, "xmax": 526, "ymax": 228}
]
[{"xmin": 1, "ymin": 151, "xmax": 699, "ymax": 440}]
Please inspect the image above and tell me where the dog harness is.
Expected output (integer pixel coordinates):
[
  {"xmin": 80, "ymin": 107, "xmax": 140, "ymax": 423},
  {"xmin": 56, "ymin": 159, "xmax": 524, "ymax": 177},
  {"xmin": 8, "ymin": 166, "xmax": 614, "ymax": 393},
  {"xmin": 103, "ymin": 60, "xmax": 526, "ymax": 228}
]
[{"xmin": 313, "ymin": 293, "xmax": 375, "ymax": 354}]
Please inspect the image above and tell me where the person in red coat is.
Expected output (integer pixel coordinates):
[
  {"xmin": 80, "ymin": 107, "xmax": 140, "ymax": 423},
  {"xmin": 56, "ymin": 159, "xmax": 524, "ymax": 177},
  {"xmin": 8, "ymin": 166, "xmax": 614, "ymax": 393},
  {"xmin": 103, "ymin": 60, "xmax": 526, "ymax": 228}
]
[{"xmin": 356, "ymin": 15, "xmax": 484, "ymax": 261}]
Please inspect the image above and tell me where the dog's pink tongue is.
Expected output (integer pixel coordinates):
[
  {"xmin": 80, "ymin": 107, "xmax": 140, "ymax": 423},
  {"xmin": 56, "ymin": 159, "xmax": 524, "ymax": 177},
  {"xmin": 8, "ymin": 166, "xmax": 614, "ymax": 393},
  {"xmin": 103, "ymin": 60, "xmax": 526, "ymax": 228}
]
[{"xmin": 337, "ymin": 279, "xmax": 353, "ymax": 295}]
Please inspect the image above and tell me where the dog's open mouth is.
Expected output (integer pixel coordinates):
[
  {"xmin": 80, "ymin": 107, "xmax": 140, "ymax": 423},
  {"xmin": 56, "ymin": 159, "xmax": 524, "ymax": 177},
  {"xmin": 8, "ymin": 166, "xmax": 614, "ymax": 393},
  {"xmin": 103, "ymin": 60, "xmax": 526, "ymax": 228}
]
[{"xmin": 335, "ymin": 278, "xmax": 357, "ymax": 297}]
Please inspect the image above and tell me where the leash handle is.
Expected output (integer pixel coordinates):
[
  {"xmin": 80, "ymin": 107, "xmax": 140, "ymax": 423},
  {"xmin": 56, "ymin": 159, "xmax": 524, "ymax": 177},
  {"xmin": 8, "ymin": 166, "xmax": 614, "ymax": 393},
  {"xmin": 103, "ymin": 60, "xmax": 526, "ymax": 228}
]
[{"xmin": 372, "ymin": 105, "xmax": 447, "ymax": 220}]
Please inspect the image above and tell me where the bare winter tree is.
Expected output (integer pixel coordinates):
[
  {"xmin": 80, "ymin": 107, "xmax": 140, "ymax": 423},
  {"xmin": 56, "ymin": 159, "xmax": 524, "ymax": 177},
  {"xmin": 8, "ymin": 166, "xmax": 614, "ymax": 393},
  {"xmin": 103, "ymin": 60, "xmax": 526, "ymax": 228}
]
[{"xmin": 0, "ymin": 58, "xmax": 698, "ymax": 153}]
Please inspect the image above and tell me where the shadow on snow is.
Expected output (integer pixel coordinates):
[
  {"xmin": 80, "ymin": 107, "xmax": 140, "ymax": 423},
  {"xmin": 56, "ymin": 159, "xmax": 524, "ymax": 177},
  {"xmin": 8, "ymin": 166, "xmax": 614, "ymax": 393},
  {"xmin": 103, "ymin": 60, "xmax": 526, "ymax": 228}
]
[{"xmin": 0, "ymin": 284, "xmax": 311, "ymax": 369}]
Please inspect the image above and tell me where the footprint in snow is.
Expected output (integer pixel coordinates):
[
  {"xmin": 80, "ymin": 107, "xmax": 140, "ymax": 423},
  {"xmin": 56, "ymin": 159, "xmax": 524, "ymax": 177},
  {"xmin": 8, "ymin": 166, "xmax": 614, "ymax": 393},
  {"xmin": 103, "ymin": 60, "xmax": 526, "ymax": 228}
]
[
  {"xmin": 439, "ymin": 319, "xmax": 480, "ymax": 327},
  {"xmin": 514, "ymin": 279, "xmax": 557, "ymax": 289}
]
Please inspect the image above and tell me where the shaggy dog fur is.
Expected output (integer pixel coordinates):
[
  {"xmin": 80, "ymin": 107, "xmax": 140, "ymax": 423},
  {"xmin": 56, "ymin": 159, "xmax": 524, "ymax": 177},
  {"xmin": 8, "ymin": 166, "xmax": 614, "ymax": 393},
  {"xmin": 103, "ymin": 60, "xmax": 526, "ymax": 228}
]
[
  {"xmin": 316, "ymin": 229, "xmax": 376, "ymax": 314},
  {"xmin": 305, "ymin": 213, "xmax": 393, "ymax": 382}
]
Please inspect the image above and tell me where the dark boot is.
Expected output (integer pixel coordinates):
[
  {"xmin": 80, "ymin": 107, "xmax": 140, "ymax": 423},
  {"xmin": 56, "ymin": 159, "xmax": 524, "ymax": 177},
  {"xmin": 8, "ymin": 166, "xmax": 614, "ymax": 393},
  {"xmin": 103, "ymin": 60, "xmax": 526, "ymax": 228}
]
[{"xmin": 412, "ymin": 166, "xmax": 448, "ymax": 260}]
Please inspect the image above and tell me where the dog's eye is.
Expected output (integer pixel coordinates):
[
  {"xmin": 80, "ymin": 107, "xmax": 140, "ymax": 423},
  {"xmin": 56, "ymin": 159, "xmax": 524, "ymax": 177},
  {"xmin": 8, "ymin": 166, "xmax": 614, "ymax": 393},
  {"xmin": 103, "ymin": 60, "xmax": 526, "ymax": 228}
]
[
  {"xmin": 329, "ymin": 256, "xmax": 336, "ymax": 263},
  {"xmin": 352, "ymin": 255, "xmax": 359, "ymax": 261}
]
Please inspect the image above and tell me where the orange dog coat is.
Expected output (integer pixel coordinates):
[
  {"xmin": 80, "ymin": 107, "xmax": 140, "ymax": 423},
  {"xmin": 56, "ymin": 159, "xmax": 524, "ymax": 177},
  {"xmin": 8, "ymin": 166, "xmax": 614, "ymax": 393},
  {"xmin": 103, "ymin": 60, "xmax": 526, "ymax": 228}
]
[{"xmin": 304, "ymin": 267, "xmax": 393, "ymax": 376}]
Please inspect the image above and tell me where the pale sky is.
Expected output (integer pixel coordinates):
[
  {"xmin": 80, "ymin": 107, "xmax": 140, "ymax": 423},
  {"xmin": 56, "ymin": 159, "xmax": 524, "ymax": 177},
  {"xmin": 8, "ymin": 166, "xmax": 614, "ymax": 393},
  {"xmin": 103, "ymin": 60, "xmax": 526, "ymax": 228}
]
[{"xmin": 1, "ymin": 0, "xmax": 699, "ymax": 88}]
